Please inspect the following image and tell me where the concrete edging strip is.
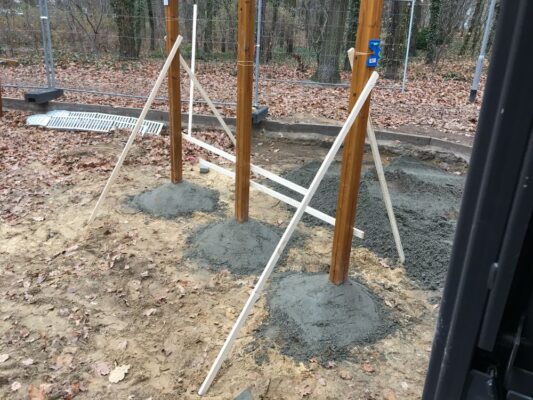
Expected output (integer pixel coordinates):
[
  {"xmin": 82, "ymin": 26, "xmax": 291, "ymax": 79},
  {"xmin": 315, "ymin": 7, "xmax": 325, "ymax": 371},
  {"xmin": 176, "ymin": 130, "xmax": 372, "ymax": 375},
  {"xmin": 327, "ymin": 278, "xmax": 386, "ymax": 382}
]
[{"xmin": 4, "ymin": 98, "xmax": 472, "ymax": 156}]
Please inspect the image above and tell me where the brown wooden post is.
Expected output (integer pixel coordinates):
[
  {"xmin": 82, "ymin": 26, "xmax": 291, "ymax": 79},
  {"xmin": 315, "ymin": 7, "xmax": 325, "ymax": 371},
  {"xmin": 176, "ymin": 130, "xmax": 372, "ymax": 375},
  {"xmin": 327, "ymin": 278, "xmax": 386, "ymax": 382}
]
[
  {"xmin": 165, "ymin": 0, "xmax": 182, "ymax": 183},
  {"xmin": 329, "ymin": 0, "xmax": 384, "ymax": 285},
  {"xmin": 235, "ymin": 0, "xmax": 256, "ymax": 222}
]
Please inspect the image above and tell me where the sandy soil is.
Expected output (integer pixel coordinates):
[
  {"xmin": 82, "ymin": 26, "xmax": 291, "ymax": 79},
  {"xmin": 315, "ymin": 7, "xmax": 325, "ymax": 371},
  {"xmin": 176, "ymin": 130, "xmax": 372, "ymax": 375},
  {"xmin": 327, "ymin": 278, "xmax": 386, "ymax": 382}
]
[{"xmin": 1, "ymin": 113, "xmax": 443, "ymax": 399}]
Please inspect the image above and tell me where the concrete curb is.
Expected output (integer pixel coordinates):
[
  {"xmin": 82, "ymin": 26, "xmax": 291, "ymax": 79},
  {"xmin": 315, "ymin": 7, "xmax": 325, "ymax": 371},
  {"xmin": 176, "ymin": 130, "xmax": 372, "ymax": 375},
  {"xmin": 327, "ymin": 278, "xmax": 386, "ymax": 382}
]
[{"xmin": 4, "ymin": 98, "xmax": 472, "ymax": 157}]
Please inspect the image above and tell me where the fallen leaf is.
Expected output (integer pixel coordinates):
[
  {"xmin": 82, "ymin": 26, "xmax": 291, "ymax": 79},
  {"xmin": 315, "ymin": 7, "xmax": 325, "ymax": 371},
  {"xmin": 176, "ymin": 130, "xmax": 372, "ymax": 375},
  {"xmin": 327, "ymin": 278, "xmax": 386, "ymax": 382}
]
[
  {"xmin": 144, "ymin": 308, "xmax": 157, "ymax": 317},
  {"xmin": 55, "ymin": 353, "xmax": 73, "ymax": 369},
  {"xmin": 117, "ymin": 340, "xmax": 128, "ymax": 351},
  {"xmin": 109, "ymin": 364, "xmax": 130, "ymax": 383},
  {"xmin": 0, "ymin": 354, "xmax": 9, "ymax": 363},
  {"xmin": 94, "ymin": 361, "xmax": 111, "ymax": 376},
  {"xmin": 383, "ymin": 388, "xmax": 397, "ymax": 400},
  {"xmin": 317, "ymin": 377, "xmax": 326, "ymax": 386},
  {"xmin": 22, "ymin": 358, "xmax": 34, "ymax": 366},
  {"xmin": 28, "ymin": 384, "xmax": 46, "ymax": 400},
  {"xmin": 339, "ymin": 370, "xmax": 353, "ymax": 380},
  {"xmin": 362, "ymin": 363, "xmax": 375, "ymax": 373},
  {"xmin": 298, "ymin": 384, "xmax": 313, "ymax": 397},
  {"xmin": 11, "ymin": 381, "xmax": 21, "ymax": 391}
]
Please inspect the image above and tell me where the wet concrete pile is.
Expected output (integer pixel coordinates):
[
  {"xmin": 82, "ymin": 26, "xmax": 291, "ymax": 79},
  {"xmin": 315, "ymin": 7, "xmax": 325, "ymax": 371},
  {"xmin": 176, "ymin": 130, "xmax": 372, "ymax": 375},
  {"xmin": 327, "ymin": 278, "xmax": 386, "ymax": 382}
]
[
  {"xmin": 258, "ymin": 273, "xmax": 391, "ymax": 362},
  {"xmin": 130, "ymin": 182, "xmax": 219, "ymax": 218},
  {"xmin": 185, "ymin": 219, "xmax": 282, "ymax": 275},
  {"xmin": 275, "ymin": 156, "xmax": 465, "ymax": 289}
]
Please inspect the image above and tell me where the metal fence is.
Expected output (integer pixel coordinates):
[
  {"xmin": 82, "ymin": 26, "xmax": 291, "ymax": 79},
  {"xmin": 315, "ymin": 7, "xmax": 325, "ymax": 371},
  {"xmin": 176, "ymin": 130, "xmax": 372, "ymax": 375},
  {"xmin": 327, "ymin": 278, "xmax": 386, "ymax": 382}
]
[{"xmin": 0, "ymin": 0, "xmax": 416, "ymax": 102}]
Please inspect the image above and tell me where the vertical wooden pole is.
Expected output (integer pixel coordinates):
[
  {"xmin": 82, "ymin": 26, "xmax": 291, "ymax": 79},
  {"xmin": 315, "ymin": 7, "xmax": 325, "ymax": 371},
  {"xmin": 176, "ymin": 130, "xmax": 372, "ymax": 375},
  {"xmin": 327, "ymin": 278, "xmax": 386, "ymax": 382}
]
[
  {"xmin": 165, "ymin": 0, "xmax": 182, "ymax": 183},
  {"xmin": 329, "ymin": 0, "xmax": 384, "ymax": 285},
  {"xmin": 235, "ymin": 0, "xmax": 256, "ymax": 222}
]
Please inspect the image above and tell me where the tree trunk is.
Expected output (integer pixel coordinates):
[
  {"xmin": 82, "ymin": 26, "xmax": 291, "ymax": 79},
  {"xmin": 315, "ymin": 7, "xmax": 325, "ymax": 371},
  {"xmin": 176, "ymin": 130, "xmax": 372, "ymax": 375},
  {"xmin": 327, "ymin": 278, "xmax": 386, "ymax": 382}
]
[
  {"xmin": 265, "ymin": 0, "xmax": 280, "ymax": 62},
  {"xmin": 460, "ymin": 0, "xmax": 484, "ymax": 55},
  {"xmin": 111, "ymin": 0, "xmax": 145, "ymax": 59},
  {"xmin": 383, "ymin": 0, "xmax": 405, "ymax": 79},
  {"xmin": 204, "ymin": 0, "xmax": 214, "ymax": 54},
  {"xmin": 410, "ymin": 0, "xmax": 422, "ymax": 56},
  {"xmin": 313, "ymin": 0, "xmax": 349, "ymax": 83},
  {"xmin": 285, "ymin": 0, "xmax": 296, "ymax": 54},
  {"xmin": 343, "ymin": 0, "xmax": 360, "ymax": 71},
  {"xmin": 486, "ymin": 0, "xmax": 500, "ymax": 53},
  {"xmin": 221, "ymin": 0, "xmax": 237, "ymax": 53},
  {"xmin": 425, "ymin": 0, "xmax": 441, "ymax": 64},
  {"xmin": 147, "ymin": 0, "xmax": 156, "ymax": 51}
]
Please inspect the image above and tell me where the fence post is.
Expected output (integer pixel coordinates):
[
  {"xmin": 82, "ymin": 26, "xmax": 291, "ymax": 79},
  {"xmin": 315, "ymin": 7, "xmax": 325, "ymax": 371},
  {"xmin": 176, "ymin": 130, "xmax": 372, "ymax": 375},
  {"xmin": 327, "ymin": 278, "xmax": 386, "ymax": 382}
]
[
  {"xmin": 253, "ymin": 0, "xmax": 263, "ymax": 108},
  {"xmin": 187, "ymin": 4, "xmax": 198, "ymax": 137},
  {"xmin": 235, "ymin": 0, "xmax": 256, "ymax": 222},
  {"xmin": 401, "ymin": 0, "xmax": 416, "ymax": 92},
  {"xmin": 165, "ymin": 0, "xmax": 183, "ymax": 183},
  {"xmin": 329, "ymin": 0, "xmax": 384, "ymax": 285},
  {"xmin": 469, "ymin": 0, "xmax": 497, "ymax": 103},
  {"xmin": 38, "ymin": 0, "xmax": 56, "ymax": 89}
]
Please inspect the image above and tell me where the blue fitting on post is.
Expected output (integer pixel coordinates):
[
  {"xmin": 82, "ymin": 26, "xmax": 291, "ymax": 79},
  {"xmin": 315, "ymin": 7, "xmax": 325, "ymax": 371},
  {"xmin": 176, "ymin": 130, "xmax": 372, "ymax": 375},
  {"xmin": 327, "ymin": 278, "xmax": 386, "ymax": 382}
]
[{"xmin": 367, "ymin": 39, "xmax": 381, "ymax": 68}]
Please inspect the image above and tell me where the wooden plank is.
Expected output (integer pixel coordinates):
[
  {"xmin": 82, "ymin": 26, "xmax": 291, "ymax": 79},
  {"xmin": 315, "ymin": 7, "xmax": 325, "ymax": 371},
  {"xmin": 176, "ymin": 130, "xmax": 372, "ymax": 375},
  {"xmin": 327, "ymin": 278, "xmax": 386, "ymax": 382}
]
[
  {"xmin": 367, "ymin": 120, "xmax": 405, "ymax": 263},
  {"xmin": 330, "ymin": 0, "xmax": 385, "ymax": 285},
  {"xmin": 87, "ymin": 36, "xmax": 183, "ymax": 225},
  {"xmin": 165, "ymin": 0, "xmax": 182, "ymax": 183},
  {"xmin": 235, "ymin": 0, "xmax": 256, "ymax": 222},
  {"xmin": 199, "ymin": 158, "xmax": 365, "ymax": 239}
]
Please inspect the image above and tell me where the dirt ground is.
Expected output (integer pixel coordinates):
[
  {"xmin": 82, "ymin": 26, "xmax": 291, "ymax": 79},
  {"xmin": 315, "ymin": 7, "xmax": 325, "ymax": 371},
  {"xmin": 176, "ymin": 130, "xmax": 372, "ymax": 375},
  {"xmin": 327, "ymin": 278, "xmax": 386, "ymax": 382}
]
[{"xmin": 1, "ymin": 111, "xmax": 451, "ymax": 399}]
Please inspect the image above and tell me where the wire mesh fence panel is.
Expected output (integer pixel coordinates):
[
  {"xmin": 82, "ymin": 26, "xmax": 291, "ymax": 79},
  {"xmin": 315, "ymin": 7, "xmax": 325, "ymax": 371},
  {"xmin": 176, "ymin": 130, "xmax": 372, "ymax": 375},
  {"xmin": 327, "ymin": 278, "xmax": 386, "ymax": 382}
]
[{"xmin": 0, "ymin": 0, "xmax": 482, "ymax": 138}]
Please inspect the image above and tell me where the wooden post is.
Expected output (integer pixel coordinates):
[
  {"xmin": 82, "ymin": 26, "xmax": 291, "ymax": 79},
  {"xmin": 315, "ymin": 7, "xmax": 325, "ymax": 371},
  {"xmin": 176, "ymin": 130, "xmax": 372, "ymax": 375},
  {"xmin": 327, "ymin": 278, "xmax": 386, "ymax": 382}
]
[
  {"xmin": 165, "ymin": 0, "xmax": 182, "ymax": 183},
  {"xmin": 235, "ymin": 0, "xmax": 256, "ymax": 222},
  {"xmin": 330, "ymin": 0, "xmax": 384, "ymax": 285}
]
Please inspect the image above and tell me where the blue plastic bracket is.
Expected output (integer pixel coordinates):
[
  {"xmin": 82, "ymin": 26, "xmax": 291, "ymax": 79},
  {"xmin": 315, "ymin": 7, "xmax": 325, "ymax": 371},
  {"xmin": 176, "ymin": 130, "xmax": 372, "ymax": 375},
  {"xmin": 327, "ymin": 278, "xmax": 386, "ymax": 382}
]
[{"xmin": 367, "ymin": 39, "xmax": 381, "ymax": 68}]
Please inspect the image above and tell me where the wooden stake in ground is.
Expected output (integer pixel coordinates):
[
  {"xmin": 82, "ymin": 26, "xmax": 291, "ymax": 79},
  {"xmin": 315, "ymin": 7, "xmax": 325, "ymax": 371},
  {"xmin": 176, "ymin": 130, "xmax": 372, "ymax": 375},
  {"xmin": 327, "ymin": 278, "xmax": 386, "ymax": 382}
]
[
  {"xmin": 235, "ymin": 0, "xmax": 256, "ymax": 222},
  {"xmin": 330, "ymin": 0, "xmax": 385, "ymax": 285},
  {"xmin": 165, "ymin": 0, "xmax": 182, "ymax": 183},
  {"xmin": 366, "ymin": 120, "xmax": 405, "ymax": 263},
  {"xmin": 87, "ymin": 36, "xmax": 183, "ymax": 226}
]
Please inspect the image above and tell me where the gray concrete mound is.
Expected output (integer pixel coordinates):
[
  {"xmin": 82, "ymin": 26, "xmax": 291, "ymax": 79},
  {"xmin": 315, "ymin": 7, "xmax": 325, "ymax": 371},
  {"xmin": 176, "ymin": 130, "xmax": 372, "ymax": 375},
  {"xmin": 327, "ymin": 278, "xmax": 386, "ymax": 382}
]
[
  {"xmin": 129, "ymin": 182, "xmax": 219, "ymax": 218},
  {"xmin": 274, "ymin": 156, "xmax": 465, "ymax": 289},
  {"xmin": 185, "ymin": 219, "xmax": 282, "ymax": 275},
  {"xmin": 258, "ymin": 273, "xmax": 390, "ymax": 362}
]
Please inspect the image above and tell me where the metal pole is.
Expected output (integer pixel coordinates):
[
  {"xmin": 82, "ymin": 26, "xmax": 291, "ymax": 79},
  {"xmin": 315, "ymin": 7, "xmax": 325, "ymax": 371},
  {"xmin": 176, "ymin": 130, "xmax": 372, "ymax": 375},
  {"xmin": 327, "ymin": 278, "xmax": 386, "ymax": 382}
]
[
  {"xmin": 188, "ymin": 4, "xmax": 198, "ymax": 136},
  {"xmin": 401, "ymin": 0, "xmax": 416, "ymax": 92},
  {"xmin": 253, "ymin": 0, "xmax": 263, "ymax": 108},
  {"xmin": 38, "ymin": 0, "xmax": 56, "ymax": 88},
  {"xmin": 469, "ymin": 0, "xmax": 497, "ymax": 103}
]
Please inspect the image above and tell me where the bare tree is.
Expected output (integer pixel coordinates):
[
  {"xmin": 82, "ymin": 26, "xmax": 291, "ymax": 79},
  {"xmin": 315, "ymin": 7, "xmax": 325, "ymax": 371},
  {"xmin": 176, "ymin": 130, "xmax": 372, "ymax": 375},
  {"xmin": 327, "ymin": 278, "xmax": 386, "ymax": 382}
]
[{"xmin": 313, "ymin": 0, "xmax": 348, "ymax": 83}]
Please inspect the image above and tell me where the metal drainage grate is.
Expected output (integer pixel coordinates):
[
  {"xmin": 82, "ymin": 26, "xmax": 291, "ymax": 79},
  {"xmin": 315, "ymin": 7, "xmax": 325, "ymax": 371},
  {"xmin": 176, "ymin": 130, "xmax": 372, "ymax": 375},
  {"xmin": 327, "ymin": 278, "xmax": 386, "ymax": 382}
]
[
  {"xmin": 47, "ymin": 115, "xmax": 115, "ymax": 133},
  {"xmin": 26, "ymin": 111, "xmax": 164, "ymax": 135}
]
